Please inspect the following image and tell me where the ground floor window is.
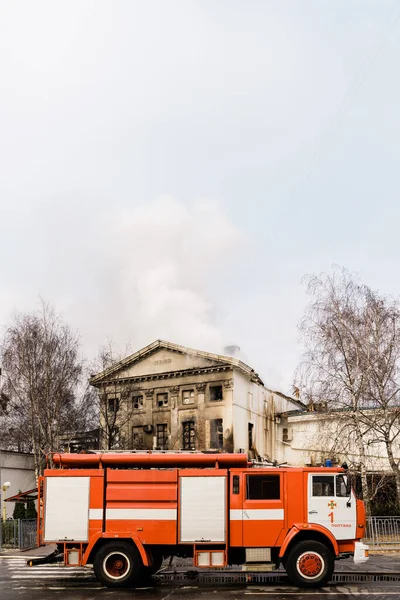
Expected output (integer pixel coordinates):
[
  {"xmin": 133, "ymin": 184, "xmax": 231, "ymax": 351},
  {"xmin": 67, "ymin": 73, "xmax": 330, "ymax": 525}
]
[
  {"xmin": 182, "ymin": 420, "xmax": 196, "ymax": 450},
  {"xmin": 248, "ymin": 423, "xmax": 254, "ymax": 451},
  {"xmin": 210, "ymin": 418, "xmax": 223, "ymax": 449},
  {"xmin": 132, "ymin": 426, "xmax": 144, "ymax": 449},
  {"xmin": 156, "ymin": 424, "xmax": 168, "ymax": 449}
]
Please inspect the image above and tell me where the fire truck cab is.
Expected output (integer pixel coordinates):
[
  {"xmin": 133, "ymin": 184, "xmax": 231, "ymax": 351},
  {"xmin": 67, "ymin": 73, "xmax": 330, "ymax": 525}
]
[{"xmin": 38, "ymin": 452, "xmax": 369, "ymax": 588}]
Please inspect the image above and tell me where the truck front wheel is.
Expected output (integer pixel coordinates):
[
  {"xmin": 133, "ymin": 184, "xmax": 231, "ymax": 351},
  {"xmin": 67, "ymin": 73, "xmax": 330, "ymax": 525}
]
[
  {"xmin": 93, "ymin": 541, "xmax": 141, "ymax": 587},
  {"xmin": 285, "ymin": 540, "xmax": 334, "ymax": 588}
]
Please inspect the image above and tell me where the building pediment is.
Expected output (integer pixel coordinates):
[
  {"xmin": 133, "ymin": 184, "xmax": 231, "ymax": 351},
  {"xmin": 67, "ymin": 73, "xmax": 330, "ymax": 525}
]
[{"xmin": 90, "ymin": 340, "xmax": 264, "ymax": 386}]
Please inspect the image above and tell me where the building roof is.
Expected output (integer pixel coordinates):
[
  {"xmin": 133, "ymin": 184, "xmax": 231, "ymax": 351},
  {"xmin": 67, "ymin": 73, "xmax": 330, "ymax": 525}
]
[
  {"xmin": 90, "ymin": 339, "xmax": 266, "ymax": 387},
  {"xmin": 5, "ymin": 487, "xmax": 38, "ymax": 502}
]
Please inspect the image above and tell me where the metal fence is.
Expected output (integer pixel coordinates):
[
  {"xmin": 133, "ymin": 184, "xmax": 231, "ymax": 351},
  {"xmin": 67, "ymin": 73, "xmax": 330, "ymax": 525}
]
[
  {"xmin": 0, "ymin": 519, "xmax": 37, "ymax": 551},
  {"xmin": 1, "ymin": 516, "xmax": 399, "ymax": 552},
  {"xmin": 365, "ymin": 516, "xmax": 400, "ymax": 548}
]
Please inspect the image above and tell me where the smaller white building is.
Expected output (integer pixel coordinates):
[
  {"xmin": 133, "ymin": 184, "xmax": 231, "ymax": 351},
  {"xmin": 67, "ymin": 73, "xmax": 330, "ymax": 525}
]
[
  {"xmin": 0, "ymin": 450, "xmax": 36, "ymax": 519},
  {"xmin": 276, "ymin": 407, "xmax": 399, "ymax": 472}
]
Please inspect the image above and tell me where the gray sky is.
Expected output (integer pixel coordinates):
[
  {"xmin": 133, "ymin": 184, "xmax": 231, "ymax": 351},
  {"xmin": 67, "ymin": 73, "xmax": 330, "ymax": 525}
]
[{"xmin": 1, "ymin": 0, "xmax": 400, "ymax": 393}]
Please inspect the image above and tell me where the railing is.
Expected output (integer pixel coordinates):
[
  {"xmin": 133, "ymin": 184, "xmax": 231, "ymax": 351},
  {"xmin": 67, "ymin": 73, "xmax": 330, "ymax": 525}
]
[
  {"xmin": 365, "ymin": 516, "xmax": 400, "ymax": 547},
  {"xmin": 0, "ymin": 519, "xmax": 37, "ymax": 551},
  {"xmin": 1, "ymin": 516, "xmax": 399, "ymax": 552}
]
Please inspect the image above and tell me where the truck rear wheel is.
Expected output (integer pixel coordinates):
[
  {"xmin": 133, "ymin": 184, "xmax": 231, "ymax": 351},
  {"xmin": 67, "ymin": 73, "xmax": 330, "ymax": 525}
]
[
  {"xmin": 93, "ymin": 541, "xmax": 141, "ymax": 588},
  {"xmin": 285, "ymin": 540, "xmax": 333, "ymax": 588}
]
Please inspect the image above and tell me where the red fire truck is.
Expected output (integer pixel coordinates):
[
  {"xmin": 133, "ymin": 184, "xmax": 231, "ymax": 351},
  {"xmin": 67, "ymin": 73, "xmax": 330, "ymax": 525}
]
[{"xmin": 37, "ymin": 452, "xmax": 369, "ymax": 588}]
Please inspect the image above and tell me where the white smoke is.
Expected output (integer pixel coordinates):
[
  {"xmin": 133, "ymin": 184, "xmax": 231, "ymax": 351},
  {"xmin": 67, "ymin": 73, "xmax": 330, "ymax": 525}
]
[{"xmin": 91, "ymin": 196, "xmax": 243, "ymax": 354}]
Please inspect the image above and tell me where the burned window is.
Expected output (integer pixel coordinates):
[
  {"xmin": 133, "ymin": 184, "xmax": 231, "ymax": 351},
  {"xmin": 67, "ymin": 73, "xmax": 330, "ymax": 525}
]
[
  {"xmin": 182, "ymin": 389, "xmax": 195, "ymax": 405},
  {"xmin": 156, "ymin": 424, "xmax": 168, "ymax": 449},
  {"xmin": 182, "ymin": 421, "xmax": 195, "ymax": 450},
  {"xmin": 157, "ymin": 393, "xmax": 169, "ymax": 408},
  {"xmin": 246, "ymin": 474, "xmax": 280, "ymax": 500},
  {"xmin": 111, "ymin": 426, "xmax": 120, "ymax": 449},
  {"xmin": 209, "ymin": 385, "xmax": 223, "ymax": 402},
  {"xmin": 132, "ymin": 395, "xmax": 143, "ymax": 410},
  {"xmin": 108, "ymin": 397, "xmax": 119, "ymax": 412},
  {"xmin": 248, "ymin": 423, "xmax": 254, "ymax": 450},
  {"xmin": 210, "ymin": 418, "xmax": 223, "ymax": 449},
  {"xmin": 132, "ymin": 426, "xmax": 144, "ymax": 449},
  {"xmin": 312, "ymin": 475, "xmax": 335, "ymax": 497}
]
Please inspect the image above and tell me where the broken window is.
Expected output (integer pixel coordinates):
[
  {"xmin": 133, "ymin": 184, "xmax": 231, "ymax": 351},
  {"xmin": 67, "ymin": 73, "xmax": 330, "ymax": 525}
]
[
  {"xmin": 132, "ymin": 426, "xmax": 144, "ymax": 449},
  {"xmin": 108, "ymin": 397, "xmax": 119, "ymax": 412},
  {"xmin": 246, "ymin": 474, "xmax": 281, "ymax": 500},
  {"xmin": 111, "ymin": 426, "xmax": 120, "ymax": 449},
  {"xmin": 209, "ymin": 385, "xmax": 223, "ymax": 402},
  {"xmin": 182, "ymin": 421, "xmax": 196, "ymax": 450},
  {"xmin": 157, "ymin": 393, "xmax": 168, "ymax": 407},
  {"xmin": 132, "ymin": 395, "xmax": 144, "ymax": 410},
  {"xmin": 156, "ymin": 424, "xmax": 168, "ymax": 449},
  {"xmin": 248, "ymin": 423, "xmax": 254, "ymax": 450},
  {"xmin": 210, "ymin": 418, "xmax": 223, "ymax": 449},
  {"xmin": 182, "ymin": 389, "xmax": 195, "ymax": 405}
]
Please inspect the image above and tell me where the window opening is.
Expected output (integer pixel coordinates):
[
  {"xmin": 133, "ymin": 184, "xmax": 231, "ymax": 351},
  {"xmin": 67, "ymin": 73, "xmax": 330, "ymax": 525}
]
[
  {"xmin": 111, "ymin": 426, "xmax": 120, "ymax": 449},
  {"xmin": 182, "ymin": 421, "xmax": 195, "ymax": 450},
  {"xmin": 182, "ymin": 389, "xmax": 195, "ymax": 405},
  {"xmin": 210, "ymin": 418, "xmax": 223, "ymax": 449},
  {"xmin": 132, "ymin": 395, "xmax": 143, "ymax": 410},
  {"xmin": 233, "ymin": 475, "xmax": 240, "ymax": 495},
  {"xmin": 156, "ymin": 424, "xmax": 168, "ymax": 450},
  {"xmin": 246, "ymin": 475, "xmax": 280, "ymax": 500},
  {"xmin": 157, "ymin": 393, "xmax": 168, "ymax": 407},
  {"xmin": 132, "ymin": 426, "xmax": 144, "ymax": 449},
  {"xmin": 108, "ymin": 397, "xmax": 119, "ymax": 412},
  {"xmin": 248, "ymin": 423, "xmax": 254, "ymax": 450},
  {"xmin": 209, "ymin": 385, "xmax": 223, "ymax": 402}
]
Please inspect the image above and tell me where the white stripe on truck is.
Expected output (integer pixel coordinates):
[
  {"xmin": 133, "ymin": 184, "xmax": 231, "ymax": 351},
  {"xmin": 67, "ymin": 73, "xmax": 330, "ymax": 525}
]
[
  {"xmin": 230, "ymin": 509, "xmax": 284, "ymax": 520},
  {"xmin": 89, "ymin": 508, "xmax": 177, "ymax": 520}
]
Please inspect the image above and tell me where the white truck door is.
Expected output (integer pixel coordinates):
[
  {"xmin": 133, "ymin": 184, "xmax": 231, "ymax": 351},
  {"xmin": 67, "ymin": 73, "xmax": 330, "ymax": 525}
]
[
  {"xmin": 179, "ymin": 475, "xmax": 226, "ymax": 543},
  {"xmin": 307, "ymin": 473, "xmax": 356, "ymax": 540},
  {"xmin": 44, "ymin": 476, "xmax": 90, "ymax": 542}
]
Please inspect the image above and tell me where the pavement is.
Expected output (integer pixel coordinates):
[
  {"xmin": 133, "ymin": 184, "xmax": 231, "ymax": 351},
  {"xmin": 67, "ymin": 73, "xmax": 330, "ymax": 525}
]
[
  {"xmin": 0, "ymin": 543, "xmax": 57, "ymax": 559},
  {"xmin": 1, "ymin": 544, "xmax": 400, "ymax": 572}
]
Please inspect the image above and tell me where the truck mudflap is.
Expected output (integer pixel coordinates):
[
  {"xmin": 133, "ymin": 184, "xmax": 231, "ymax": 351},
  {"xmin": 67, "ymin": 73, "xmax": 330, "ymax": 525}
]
[{"xmin": 353, "ymin": 541, "xmax": 369, "ymax": 564}]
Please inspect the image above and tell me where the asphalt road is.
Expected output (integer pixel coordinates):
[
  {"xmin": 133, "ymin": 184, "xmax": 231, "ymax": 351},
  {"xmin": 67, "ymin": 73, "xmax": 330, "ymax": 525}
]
[{"xmin": 1, "ymin": 557, "xmax": 400, "ymax": 600}]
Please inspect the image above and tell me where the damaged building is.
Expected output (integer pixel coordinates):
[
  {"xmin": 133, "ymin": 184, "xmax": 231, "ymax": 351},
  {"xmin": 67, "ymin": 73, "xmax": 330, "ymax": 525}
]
[{"xmin": 90, "ymin": 340, "xmax": 303, "ymax": 460}]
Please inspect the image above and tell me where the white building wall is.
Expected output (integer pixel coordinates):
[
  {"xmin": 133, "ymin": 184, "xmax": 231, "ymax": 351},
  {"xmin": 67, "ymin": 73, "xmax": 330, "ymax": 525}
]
[
  {"xmin": 0, "ymin": 451, "xmax": 36, "ymax": 519},
  {"xmin": 232, "ymin": 373, "xmax": 276, "ymax": 458},
  {"xmin": 276, "ymin": 412, "xmax": 400, "ymax": 471}
]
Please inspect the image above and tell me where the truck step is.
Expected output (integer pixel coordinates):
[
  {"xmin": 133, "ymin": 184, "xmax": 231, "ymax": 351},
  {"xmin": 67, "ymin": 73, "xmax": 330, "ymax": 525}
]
[{"xmin": 242, "ymin": 563, "xmax": 277, "ymax": 572}]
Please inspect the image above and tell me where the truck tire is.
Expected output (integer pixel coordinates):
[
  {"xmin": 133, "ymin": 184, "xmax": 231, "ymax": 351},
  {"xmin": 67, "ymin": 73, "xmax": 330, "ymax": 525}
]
[
  {"xmin": 285, "ymin": 540, "xmax": 334, "ymax": 588},
  {"xmin": 93, "ymin": 541, "xmax": 142, "ymax": 587}
]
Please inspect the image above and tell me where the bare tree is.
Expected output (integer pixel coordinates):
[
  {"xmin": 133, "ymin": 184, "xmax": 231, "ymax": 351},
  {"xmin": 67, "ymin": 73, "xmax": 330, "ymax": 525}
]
[
  {"xmin": 296, "ymin": 267, "xmax": 400, "ymax": 514},
  {"xmin": 0, "ymin": 302, "xmax": 84, "ymax": 477},
  {"xmin": 89, "ymin": 342, "xmax": 138, "ymax": 450},
  {"xmin": 360, "ymin": 293, "xmax": 400, "ymax": 505}
]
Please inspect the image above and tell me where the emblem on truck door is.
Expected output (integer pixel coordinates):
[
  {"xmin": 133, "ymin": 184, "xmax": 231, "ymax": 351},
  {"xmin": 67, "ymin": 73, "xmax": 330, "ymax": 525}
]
[{"xmin": 328, "ymin": 500, "xmax": 337, "ymax": 509}]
